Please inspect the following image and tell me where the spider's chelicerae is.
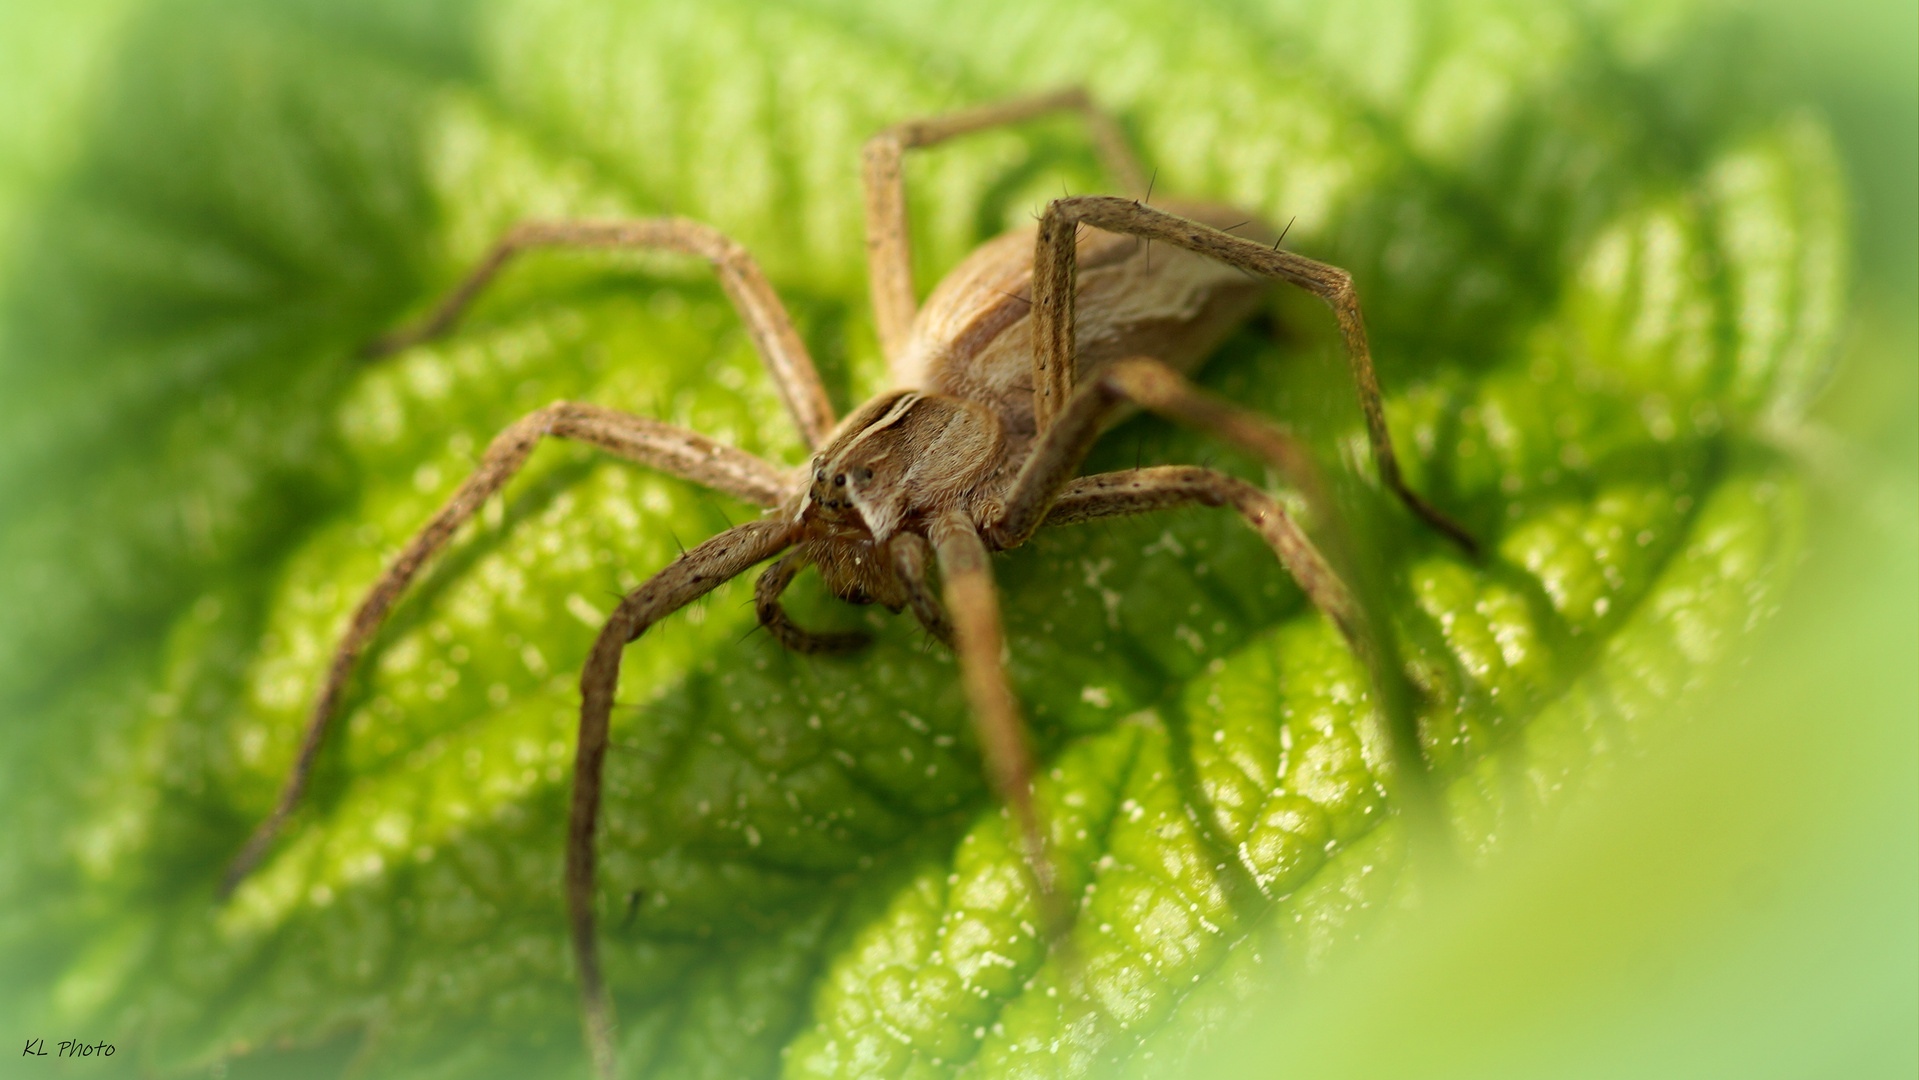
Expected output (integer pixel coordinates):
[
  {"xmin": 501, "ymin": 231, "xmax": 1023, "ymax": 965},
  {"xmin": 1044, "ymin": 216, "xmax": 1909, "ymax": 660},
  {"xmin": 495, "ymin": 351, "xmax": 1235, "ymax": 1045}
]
[{"xmin": 222, "ymin": 87, "xmax": 1473, "ymax": 1076}]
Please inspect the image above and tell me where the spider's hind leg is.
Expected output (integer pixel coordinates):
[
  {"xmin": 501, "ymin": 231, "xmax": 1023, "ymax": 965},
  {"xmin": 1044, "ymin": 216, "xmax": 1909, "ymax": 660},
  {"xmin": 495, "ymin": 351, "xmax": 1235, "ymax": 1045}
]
[
  {"xmin": 863, "ymin": 86, "xmax": 1148, "ymax": 378},
  {"xmin": 364, "ymin": 218, "xmax": 840, "ymax": 449}
]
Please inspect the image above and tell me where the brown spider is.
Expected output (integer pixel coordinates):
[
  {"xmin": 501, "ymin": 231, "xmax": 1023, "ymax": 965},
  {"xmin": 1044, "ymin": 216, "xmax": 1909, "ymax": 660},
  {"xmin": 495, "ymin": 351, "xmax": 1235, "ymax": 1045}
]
[{"xmin": 219, "ymin": 87, "xmax": 1473, "ymax": 1077}]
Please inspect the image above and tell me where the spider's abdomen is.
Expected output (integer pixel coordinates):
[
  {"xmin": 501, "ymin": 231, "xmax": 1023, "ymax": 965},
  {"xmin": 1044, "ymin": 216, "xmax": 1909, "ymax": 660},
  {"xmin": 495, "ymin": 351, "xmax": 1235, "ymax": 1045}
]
[{"xmin": 905, "ymin": 199, "xmax": 1274, "ymax": 450}]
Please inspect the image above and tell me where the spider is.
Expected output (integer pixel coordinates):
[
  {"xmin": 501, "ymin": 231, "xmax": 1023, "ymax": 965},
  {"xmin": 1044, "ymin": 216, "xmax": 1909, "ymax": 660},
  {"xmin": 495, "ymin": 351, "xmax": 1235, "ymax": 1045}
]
[{"xmin": 219, "ymin": 87, "xmax": 1473, "ymax": 1077}]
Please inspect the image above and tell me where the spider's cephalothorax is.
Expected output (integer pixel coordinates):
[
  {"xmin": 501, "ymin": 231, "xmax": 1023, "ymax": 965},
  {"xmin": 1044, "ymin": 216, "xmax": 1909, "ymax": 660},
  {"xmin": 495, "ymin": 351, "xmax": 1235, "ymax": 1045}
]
[
  {"xmin": 792, "ymin": 388, "xmax": 1003, "ymax": 610},
  {"xmin": 221, "ymin": 87, "xmax": 1475, "ymax": 1079}
]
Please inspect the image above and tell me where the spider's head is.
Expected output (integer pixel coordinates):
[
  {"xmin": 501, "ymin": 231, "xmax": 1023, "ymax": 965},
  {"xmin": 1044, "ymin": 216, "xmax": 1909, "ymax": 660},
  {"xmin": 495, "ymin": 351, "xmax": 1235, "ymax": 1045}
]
[{"xmin": 799, "ymin": 389, "xmax": 1002, "ymax": 545}]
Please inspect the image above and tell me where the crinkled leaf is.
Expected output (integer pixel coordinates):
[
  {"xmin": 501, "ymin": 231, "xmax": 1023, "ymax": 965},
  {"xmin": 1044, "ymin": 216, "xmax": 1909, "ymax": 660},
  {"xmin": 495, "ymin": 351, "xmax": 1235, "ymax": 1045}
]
[{"xmin": 0, "ymin": 1, "xmax": 1846, "ymax": 1078}]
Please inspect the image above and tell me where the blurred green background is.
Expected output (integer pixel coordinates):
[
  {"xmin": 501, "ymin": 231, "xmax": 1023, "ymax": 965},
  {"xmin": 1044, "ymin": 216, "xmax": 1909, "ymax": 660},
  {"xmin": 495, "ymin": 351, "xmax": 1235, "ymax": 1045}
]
[
  {"xmin": 1195, "ymin": 2, "xmax": 1917, "ymax": 1077},
  {"xmin": 0, "ymin": 0, "xmax": 1910, "ymax": 1077}
]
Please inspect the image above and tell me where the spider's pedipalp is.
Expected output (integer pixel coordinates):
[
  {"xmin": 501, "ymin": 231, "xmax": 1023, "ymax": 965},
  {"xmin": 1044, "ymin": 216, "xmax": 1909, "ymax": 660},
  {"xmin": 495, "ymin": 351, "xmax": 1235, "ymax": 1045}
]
[
  {"xmin": 887, "ymin": 532, "xmax": 953, "ymax": 647},
  {"xmin": 754, "ymin": 550, "xmax": 872, "ymax": 655}
]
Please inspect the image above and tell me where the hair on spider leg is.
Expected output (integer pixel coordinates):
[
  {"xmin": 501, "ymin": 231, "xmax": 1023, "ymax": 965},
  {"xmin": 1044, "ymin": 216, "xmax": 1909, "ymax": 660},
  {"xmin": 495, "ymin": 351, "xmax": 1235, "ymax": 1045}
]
[
  {"xmin": 695, "ymin": 492, "xmax": 737, "ymax": 532},
  {"xmin": 1139, "ymin": 168, "xmax": 1160, "ymax": 269},
  {"xmin": 1271, "ymin": 214, "xmax": 1297, "ymax": 251}
]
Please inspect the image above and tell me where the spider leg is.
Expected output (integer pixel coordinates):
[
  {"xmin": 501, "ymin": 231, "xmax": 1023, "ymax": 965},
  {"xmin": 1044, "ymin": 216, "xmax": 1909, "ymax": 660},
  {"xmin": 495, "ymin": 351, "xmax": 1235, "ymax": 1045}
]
[
  {"xmin": 887, "ymin": 532, "xmax": 954, "ymax": 647},
  {"xmin": 1034, "ymin": 464, "xmax": 1447, "ymax": 893},
  {"xmin": 220, "ymin": 403, "xmax": 791, "ymax": 895},
  {"xmin": 753, "ymin": 550, "xmax": 871, "ymax": 654},
  {"xmin": 994, "ymin": 365, "xmax": 1367, "ymax": 661},
  {"xmin": 929, "ymin": 514, "xmax": 1069, "ymax": 938},
  {"xmin": 994, "ymin": 361, "xmax": 1432, "ymax": 836},
  {"xmin": 572, "ymin": 517, "xmax": 794, "ymax": 1080},
  {"xmin": 864, "ymin": 87, "xmax": 1147, "ymax": 377},
  {"xmin": 365, "ymin": 219, "xmax": 839, "ymax": 449},
  {"xmin": 1039, "ymin": 464, "xmax": 1363, "ymax": 657},
  {"xmin": 1029, "ymin": 195, "xmax": 1476, "ymax": 554}
]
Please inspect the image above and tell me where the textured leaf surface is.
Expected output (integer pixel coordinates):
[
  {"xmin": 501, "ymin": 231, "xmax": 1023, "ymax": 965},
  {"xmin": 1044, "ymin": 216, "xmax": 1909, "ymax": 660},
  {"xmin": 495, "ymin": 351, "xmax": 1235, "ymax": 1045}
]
[{"xmin": 0, "ymin": 1, "xmax": 1844, "ymax": 1077}]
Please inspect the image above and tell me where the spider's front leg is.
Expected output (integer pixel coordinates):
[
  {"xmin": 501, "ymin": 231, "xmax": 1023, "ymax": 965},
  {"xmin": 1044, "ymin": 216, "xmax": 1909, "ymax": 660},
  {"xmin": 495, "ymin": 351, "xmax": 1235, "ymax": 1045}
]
[
  {"xmin": 1029, "ymin": 195, "xmax": 1477, "ymax": 554},
  {"xmin": 995, "ymin": 196, "xmax": 1488, "ymax": 782},
  {"xmin": 220, "ymin": 403, "xmax": 792, "ymax": 895},
  {"xmin": 571, "ymin": 517, "xmax": 796, "ymax": 1080},
  {"xmin": 927, "ymin": 513, "xmax": 1066, "ymax": 937}
]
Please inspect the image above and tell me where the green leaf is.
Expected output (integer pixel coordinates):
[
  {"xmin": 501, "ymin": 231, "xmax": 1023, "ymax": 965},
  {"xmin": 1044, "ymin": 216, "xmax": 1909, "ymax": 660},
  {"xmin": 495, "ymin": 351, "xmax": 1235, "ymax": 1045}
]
[{"xmin": 0, "ymin": 1, "xmax": 1849, "ymax": 1077}]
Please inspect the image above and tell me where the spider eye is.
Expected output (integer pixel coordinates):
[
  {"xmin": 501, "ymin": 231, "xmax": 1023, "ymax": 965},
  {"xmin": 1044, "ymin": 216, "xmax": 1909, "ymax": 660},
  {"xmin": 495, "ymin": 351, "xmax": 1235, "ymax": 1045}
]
[
  {"xmin": 854, "ymin": 466, "xmax": 874, "ymax": 482},
  {"xmin": 814, "ymin": 469, "xmax": 826, "ymax": 484},
  {"xmin": 833, "ymin": 474, "xmax": 846, "ymax": 487}
]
